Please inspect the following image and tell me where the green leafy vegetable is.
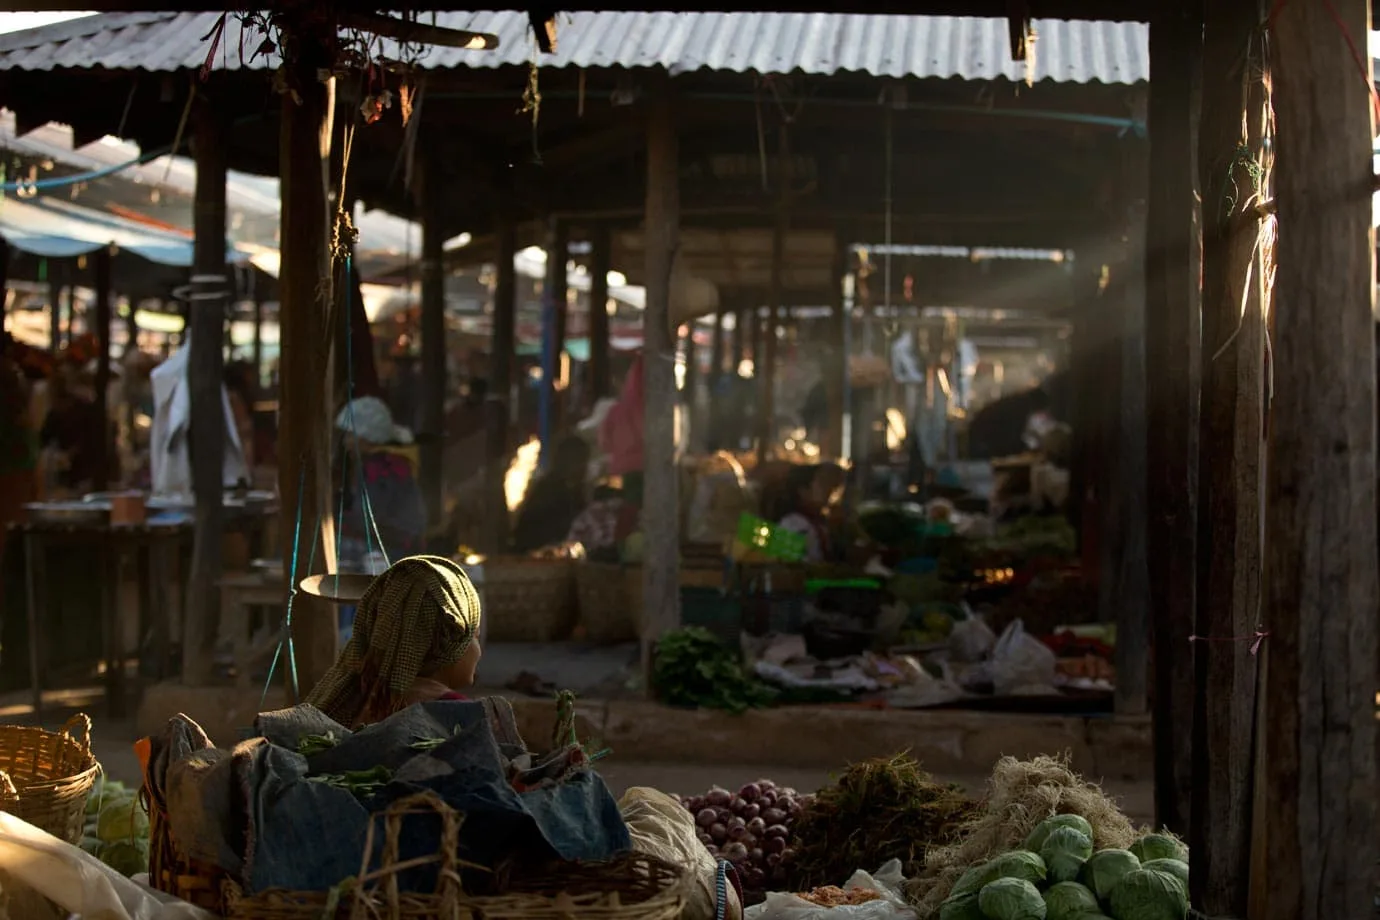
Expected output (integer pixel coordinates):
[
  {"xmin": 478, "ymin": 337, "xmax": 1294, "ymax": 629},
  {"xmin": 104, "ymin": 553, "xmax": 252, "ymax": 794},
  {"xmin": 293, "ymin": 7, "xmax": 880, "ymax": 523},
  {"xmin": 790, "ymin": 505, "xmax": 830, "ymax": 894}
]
[
  {"xmin": 952, "ymin": 851, "xmax": 1047, "ymax": 898},
  {"xmin": 1039, "ymin": 826, "xmax": 1092, "ymax": 884},
  {"xmin": 1024, "ymin": 814, "xmax": 1094, "ymax": 853},
  {"xmin": 297, "ymin": 731, "xmax": 341, "ymax": 756},
  {"xmin": 938, "ymin": 892, "xmax": 985, "ymax": 920},
  {"xmin": 1139, "ymin": 858, "xmax": 1188, "ymax": 887},
  {"xmin": 309, "ymin": 765, "xmax": 393, "ymax": 797},
  {"xmin": 1108, "ymin": 868, "xmax": 1188, "ymax": 920},
  {"xmin": 651, "ymin": 627, "xmax": 778, "ymax": 714},
  {"xmin": 978, "ymin": 877, "xmax": 1047, "ymax": 920},
  {"xmin": 1129, "ymin": 834, "xmax": 1187, "ymax": 865},
  {"xmin": 1041, "ymin": 882, "xmax": 1099, "ymax": 920},
  {"xmin": 1079, "ymin": 849, "xmax": 1140, "ymax": 901}
]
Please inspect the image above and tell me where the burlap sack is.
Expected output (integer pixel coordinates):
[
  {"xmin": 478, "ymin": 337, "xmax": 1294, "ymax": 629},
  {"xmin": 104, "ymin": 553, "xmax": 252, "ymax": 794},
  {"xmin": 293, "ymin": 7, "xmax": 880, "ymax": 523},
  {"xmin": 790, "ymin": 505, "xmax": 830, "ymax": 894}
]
[{"xmin": 619, "ymin": 787, "xmax": 742, "ymax": 920}]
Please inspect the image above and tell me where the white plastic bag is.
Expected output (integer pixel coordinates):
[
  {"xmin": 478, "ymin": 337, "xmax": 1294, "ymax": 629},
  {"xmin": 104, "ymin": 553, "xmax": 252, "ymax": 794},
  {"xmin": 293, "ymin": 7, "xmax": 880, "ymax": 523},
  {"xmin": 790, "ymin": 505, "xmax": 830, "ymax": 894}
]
[
  {"xmin": 986, "ymin": 619, "xmax": 1058, "ymax": 695},
  {"xmin": 745, "ymin": 860, "xmax": 916, "ymax": 920},
  {"xmin": 947, "ymin": 614, "xmax": 996, "ymax": 663},
  {"xmin": 0, "ymin": 811, "xmax": 214, "ymax": 920},
  {"xmin": 619, "ymin": 787, "xmax": 742, "ymax": 920}
]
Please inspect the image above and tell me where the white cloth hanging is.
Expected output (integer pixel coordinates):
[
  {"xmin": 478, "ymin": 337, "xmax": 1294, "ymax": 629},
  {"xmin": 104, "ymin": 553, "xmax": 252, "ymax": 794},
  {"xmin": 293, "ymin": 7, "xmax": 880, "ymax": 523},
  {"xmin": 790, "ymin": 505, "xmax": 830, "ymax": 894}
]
[{"xmin": 149, "ymin": 332, "xmax": 248, "ymax": 498}]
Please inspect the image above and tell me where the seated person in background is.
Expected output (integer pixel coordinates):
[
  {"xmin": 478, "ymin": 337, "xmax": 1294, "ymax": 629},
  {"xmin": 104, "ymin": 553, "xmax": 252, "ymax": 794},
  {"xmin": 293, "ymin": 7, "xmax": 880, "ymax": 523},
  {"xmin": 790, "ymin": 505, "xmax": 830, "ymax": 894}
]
[
  {"xmin": 335, "ymin": 396, "xmax": 427, "ymax": 567},
  {"xmin": 769, "ymin": 462, "xmax": 845, "ymax": 563},
  {"xmin": 512, "ymin": 435, "xmax": 591, "ymax": 553},
  {"xmin": 567, "ymin": 471, "xmax": 643, "ymax": 562},
  {"xmin": 307, "ymin": 556, "xmax": 483, "ymax": 728}
]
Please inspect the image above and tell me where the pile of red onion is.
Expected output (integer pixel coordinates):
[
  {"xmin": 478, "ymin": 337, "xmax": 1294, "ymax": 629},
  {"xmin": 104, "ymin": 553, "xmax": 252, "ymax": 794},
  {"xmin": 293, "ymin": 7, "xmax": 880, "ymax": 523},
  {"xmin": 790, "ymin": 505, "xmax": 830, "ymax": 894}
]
[{"xmin": 677, "ymin": 780, "xmax": 812, "ymax": 894}]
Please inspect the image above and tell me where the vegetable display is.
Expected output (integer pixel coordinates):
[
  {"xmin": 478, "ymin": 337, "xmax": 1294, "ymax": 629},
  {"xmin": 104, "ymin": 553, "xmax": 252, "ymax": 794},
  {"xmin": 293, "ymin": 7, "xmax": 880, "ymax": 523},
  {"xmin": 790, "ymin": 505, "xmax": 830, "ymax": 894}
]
[
  {"xmin": 935, "ymin": 819, "xmax": 1189, "ymax": 920},
  {"xmin": 653, "ymin": 627, "xmax": 778, "ymax": 713},
  {"xmin": 677, "ymin": 778, "xmax": 808, "ymax": 902},
  {"xmin": 80, "ymin": 779, "xmax": 149, "ymax": 876}
]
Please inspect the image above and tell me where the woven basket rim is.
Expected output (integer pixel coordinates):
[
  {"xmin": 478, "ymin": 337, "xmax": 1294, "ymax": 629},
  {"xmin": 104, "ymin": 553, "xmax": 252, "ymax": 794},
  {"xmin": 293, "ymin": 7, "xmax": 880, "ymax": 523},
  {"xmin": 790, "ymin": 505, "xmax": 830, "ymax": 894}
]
[{"xmin": 0, "ymin": 716, "xmax": 100, "ymax": 791}]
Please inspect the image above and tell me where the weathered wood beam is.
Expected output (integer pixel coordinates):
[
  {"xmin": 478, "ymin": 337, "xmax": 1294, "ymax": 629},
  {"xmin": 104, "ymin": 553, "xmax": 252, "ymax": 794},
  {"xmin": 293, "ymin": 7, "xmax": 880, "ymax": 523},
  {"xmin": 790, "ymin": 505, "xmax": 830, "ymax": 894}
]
[
  {"xmin": 1190, "ymin": 1, "xmax": 1267, "ymax": 913},
  {"xmin": 418, "ymin": 145, "xmax": 447, "ymax": 531},
  {"xmin": 640, "ymin": 74, "xmax": 681, "ymax": 684},
  {"xmin": 182, "ymin": 90, "xmax": 229, "ymax": 687},
  {"xmin": 277, "ymin": 29, "xmax": 338, "ymax": 695},
  {"xmin": 1144, "ymin": 0, "xmax": 1201, "ymax": 838},
  {"xmin": 539, "ymin": 216, "xmax": 568, "ymax": 456},
  {"xmin": 757, "ymin": 122, "xmax": 790, "ymax": 463},
  {"xmin": 588, "ymin": 225, "xmax": 612, "ymax": 403},
  {"xmin": 484, "ymin": 210, "xmax": 517, "ymax": 555},
  {"xmin": 1264, "ymin": 1, "xmax": 1377, "ymax": 918}
]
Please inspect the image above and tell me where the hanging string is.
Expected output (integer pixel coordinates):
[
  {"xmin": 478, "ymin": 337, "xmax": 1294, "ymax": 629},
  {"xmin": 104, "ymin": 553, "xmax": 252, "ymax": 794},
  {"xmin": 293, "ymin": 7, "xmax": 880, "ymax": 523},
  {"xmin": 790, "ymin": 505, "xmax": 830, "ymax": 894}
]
[
  {"xmin": 1189, "ymin": 627, "xmax": 1270, "ymax": 656},
  {"xmin": 260, "ymin": 464, "xmax": 308, "ymax": 708},
  {"xmin": 342, "ymin": 254, "xmax": 390, "ymax": 567}
]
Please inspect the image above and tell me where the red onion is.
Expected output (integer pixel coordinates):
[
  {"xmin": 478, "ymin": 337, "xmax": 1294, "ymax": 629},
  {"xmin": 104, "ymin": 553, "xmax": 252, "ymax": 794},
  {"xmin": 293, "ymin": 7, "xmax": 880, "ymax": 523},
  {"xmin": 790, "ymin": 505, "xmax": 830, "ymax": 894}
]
[
  {"xmin": 739, "ymin": 782, "xmax": 762, "ymax": 803},
  {"xmin": 779, "ymin": 787, "xmax": 797, "ymax": 798},
  {"xmin": 715, "ymin": 807, "xmax": 734, "ymax": 823},
  {"xmin": 728, "ymin": 823, "xmax": 750, "ymax": 842},
  {"xmin": 759, "ymin": 791, "xmax": 777, "ymax": 808},
  {"xmin": 765, "ymin": 824, "xmax": 789, "ymax": 839},
  {"xmin": 723, "ymin": 842, "xmax": 750, "ymax": 863},
  {"xmin": 746, "ymin": 817, "xmax": 767, "ymax": 836},
  {"xmin": 706, "ymin": 787, "xmax": 732, "ymax": 808},
  {"xmin": 766, "ymin": 852, "xmax": 781, "ymax": 867},
  {"xmin": 698, "ymin": 832, "xmax": 714, "ymax": 846},
  {"xmin": 749, "ymin": 847, "xmax": 763, "ymax": 863},
  {"xmin": 709, "ymin": 823, "xmax": 728, "ymax": 844},
  {"xmin": 761, "ymin": 807, "xmax": 786, "ymax": 825},
  {"xmin": 728, "ymin": 816, "xmax": 746, "ymax": 831},
  {"xmin": 765, "ymin": 835, "xmax": 787, "ymax": 855},
  {"xmin": 741, "ymin": 803, "xmax": 761, "ymax": 820},
  {"xmin": 696, "ymin": 808, "xmax": 717, "ymax": 828}
]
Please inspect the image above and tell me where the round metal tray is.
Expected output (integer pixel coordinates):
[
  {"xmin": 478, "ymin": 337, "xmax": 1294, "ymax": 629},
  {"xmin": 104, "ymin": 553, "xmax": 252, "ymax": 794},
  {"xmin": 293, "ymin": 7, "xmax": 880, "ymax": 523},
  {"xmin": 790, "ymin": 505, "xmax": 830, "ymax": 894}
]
[{"xmin": 299, "ymin": 573, "xmax": 375, "ymax": 604}]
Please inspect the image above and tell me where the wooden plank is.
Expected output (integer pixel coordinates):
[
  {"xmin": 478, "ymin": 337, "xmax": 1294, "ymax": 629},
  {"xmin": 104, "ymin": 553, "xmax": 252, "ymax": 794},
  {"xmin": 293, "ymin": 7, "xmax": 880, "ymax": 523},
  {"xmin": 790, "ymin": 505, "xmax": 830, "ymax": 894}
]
[
  {"xmin": 418, "ymin": 147, "xmax": 446, "ymax": 529},
  {"xmin": 181, "ymin": 92, "xmax": 227, "ymax": 686},
  {"xmin": 1265, "ymin": 1, "xmax": 1378, "ymax": 917},
  {"xmin": 1143, "ymin": 0, "xmax": 1202, "ymax": 837},
  {"xmin": 1190, "ymin": 0, "xmax": 1267, "ymax": 912},
  {"xmin": 640, "ymin": 75, "xmax": 682, "ymax": 683},
  {"xmin": 588, "ymin": 225, "xmax": 612, "ymax": 404},
  {"xmin": 277, "ymin": 45, "xmax": 339, "ymax": 695}
]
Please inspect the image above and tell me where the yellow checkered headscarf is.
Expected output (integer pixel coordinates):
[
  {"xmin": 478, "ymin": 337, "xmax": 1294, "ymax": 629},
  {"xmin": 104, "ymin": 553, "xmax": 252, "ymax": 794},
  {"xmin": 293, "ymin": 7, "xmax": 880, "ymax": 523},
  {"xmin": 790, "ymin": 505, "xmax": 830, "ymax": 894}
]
[{"xmin": 307, "ymin": 555, "xmax": 481, "ymax": 728}]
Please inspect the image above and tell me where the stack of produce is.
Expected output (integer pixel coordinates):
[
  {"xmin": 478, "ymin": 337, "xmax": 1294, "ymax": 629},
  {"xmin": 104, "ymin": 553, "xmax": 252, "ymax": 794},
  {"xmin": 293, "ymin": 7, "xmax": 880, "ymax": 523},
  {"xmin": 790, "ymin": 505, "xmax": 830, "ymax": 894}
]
[
  {"xmin": 788, "ymin": 754, "xmax": 978, "ymax": 890},
  {"xmin": 654, "ymin": 627, "xmax": 778, "ymax": 713},
  {"xmin": 677, "ymin": 779, "xmax": 809, "ymax": 897},
  {"xmin": 936, "ymin": 815, "xmax": 1188, "ymax": 920},
  {"xmin": 79, "ymin": 779, "xmax": 149, "ymax": 876}
]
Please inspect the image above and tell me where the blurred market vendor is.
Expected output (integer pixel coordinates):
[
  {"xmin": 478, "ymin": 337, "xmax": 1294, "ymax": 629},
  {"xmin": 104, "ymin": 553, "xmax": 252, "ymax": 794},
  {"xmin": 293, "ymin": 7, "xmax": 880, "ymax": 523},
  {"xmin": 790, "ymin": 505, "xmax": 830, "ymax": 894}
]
[
  {"xmin": 512, "ymin": 435, "xmax": 591, "ymax": 553},
  {"xmin": 567, "ymin": 471, "xmax": 643, "ymax": 561},
  {"xmin": 335, "ymin": 395, "xmax": 427, "ymax": 567},
  {"xmin": 40, "ymin": 358, "xmax": 115, "ymax": 494},
  {"xmin": 307, "ymin": 555, "xmax": 483, "ymax": 728},
  {"xmin": 769, "ymin": 462, "xmax": 845, "ymax": 563}
]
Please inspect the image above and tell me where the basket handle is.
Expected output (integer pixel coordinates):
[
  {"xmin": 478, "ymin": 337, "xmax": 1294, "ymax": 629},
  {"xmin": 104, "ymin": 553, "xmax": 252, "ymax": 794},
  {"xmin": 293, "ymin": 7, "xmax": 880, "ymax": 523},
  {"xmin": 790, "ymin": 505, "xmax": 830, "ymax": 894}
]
[
  {"xmin": 60, "ymin": 713, "xmax": 93, "ymax": 752},
  {"xmin": 350, "ymin": 791, "xmax": 472, "ymax": 914},
  {"xmin": 0, "ymin": 769, "xmax": 17, "ymax": 808}
]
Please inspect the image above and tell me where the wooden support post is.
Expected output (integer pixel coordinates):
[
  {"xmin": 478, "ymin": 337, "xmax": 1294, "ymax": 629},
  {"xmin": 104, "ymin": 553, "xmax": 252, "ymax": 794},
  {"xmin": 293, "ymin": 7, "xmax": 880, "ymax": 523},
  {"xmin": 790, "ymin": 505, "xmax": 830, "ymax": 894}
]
[
  {"xmin": 277, "ymin": 34, "xmax": 338, "ymax": 694},
  {"xmin": 0, "ymin": 239, "xmax": 10, "ymax": 319},
  {"xmin": 183, "ymin": 92, "xmax": 229, "ymax": 686},
  {"xmin": 1109, "ymin": 152, "xmax": 1151, "ymax": 718},
  {"xmin": 588, "ymin": 225, "xmax": 612, "ymax": 404},
  {"xmin": 485, "ymin": 213, "xmax": 517, "ymax": 555},
  {"xmin": 730, "ymin": 305, "xmax": 745, "ymax": 381},
  {"xmin": 1191, "ymin": 3, "xmax": 1268, "ymax": 913},
  {"xmin": 641, "ymin": 76, "xmax": 681, "ymax": 681},
  {"xmin": 539, "ymin": 217, "xmax": 568, "ymax": 458},
  {"xmin": 48, "ymin": 279, "xmax": 61, "ymax": 354},
  {"xmin": 1145, "ymin": 0, "xmax": 1203, "ymax": 838},
  {"xmin": 92, "ymin": 245, "xmax": 112, "ymax": 493},
  {"xmin": 1265, "ymin": 2, "xmax": 1377, "ymax": 918},
  {"xmin": 252, "ymin": 297, "xmax": 264, "ymax": 384},
  {"xmin": 758, "ymin": 124, "xmax": 790, "ymax": 463},
  {"xmin": 418, "ymin": 150, "xmax": 446, "ymax": 530},
  {"xmin": 708, "ymin": 303, "xmax": 726, "ymax": 447},
  {"xmin": 825, "ymin": 243, "xmax": 847, "ymax": 458},
  {"xmin": 682, "ymin": 321, "xmax": 699, "ymax": 450}
]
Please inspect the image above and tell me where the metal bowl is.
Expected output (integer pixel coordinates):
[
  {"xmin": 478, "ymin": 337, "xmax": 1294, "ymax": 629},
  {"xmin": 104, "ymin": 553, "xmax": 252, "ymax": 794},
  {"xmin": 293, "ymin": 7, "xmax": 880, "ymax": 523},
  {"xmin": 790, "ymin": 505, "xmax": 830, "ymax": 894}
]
[{"xmin": 299, "ymin": 573, "xmax": 375, "ymax": 604}]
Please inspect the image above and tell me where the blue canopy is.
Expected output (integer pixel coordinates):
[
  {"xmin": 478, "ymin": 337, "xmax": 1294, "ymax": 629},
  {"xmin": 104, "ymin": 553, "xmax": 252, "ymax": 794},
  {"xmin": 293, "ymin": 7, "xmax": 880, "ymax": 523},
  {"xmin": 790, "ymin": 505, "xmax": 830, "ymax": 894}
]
[{"xmin": 0, "ymin": 195, "xmax": 241, "ymax": 266}]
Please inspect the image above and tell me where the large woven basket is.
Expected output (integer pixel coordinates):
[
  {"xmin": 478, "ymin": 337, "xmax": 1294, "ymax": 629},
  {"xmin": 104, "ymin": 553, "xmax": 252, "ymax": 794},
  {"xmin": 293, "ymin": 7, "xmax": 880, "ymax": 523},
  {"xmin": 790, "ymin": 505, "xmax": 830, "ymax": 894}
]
[
  {"xmin": 483, "ymin": 557, "xmax": 577, "ymax": 642},
  {"xmin": 576, "ymin": 563, "xmax": 637, "ymax": 643},
  {"xmin": 230, "ymin": 792, "xmax": 687, "ymax": 920},
  {"xmin": 0, "ymin": 713, "xmax": 100, "ymax": 844},
  {"xmin": 144, "ymin": 751, "xmax": 241, "ymax": 915}
]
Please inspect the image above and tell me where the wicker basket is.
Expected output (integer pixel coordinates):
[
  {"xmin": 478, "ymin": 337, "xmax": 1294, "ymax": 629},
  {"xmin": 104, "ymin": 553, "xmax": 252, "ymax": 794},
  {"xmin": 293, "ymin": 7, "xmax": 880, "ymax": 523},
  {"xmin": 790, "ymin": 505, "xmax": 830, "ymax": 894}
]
[
  {"xmin": 575, "ymin": 563, "xmax": 636, "ymax": 643},
  {"xmin": 0, "ymin": 713, "xmax": 100, "ymax": 844},
  {"xmin": 483, "ymin": 557, "xmax": 577, "ymax": 642},
  {"xmin": 145, "ymin": 768, "xmax": 242, "ymax": 915},
  {"xmin": 230, "ymin": 792, "xmax": 687, "ymax": 920}
]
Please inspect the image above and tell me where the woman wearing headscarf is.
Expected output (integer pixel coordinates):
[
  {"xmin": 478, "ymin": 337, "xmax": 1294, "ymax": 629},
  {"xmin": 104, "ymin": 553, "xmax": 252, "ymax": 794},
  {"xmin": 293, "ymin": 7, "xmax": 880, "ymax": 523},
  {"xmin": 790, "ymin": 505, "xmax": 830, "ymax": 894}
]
[{"xmin": 307, "ymin": 556, "xmax": 483, "ymax": 728}]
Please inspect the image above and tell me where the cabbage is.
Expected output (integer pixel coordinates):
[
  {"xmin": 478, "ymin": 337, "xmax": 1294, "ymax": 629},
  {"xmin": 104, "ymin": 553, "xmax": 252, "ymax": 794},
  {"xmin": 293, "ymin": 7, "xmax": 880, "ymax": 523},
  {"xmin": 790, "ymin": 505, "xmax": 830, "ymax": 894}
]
[
  {"xmin": 1140, "ymin": 858, "xmax": 1188, "ymax": 887},
  {"xmin": 938, "ymin": 892, "xmax": 986, "ymax": 920},
  {"xmin": 97, "ymin": 840, "xmax": 149, "ymax": 877},
  {"xmin": 96, "ymin": 796, "xmax": 149, "ymax": 843},
  {"xmin": 978, "ymin": 878, "xmax": 1047, "ymax": 920},
  {"xmin": 952, "ymin": 850, "xmax": 1048, "ymax": 897},
  {"xmin": 1039, "ymin": 827, "xmax": 1092, "ymax": 883},
  {"xmin": 1024, "ymin": 814, "xmax": 1094, "ymax": 853},
  {"xmin": 1041, "ymin": 882, "xmax": 1099, "ymax": 920},
  {"xmin": 1129, "ymin": 834, "xmax": 1187, "ymax": 865},
  {"xmin": 1108, "ymin": 868, "xmax": 1189, "ymax": 920},
  {"xmin": 1079, "ymin": 848, "xmax": 1140, "ymax": 900}
]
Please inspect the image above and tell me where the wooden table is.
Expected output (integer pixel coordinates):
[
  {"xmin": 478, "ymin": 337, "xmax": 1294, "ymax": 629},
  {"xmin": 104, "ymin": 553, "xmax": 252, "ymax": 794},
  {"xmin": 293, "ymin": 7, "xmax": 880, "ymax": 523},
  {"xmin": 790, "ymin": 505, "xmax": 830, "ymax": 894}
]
[
  {"xmin": 15, "ymin": 505, "xmax": 275, "ymax": 719},
  {"xmin": 217, "ymin": 571, "xmax": 285, "ymax": 690}
]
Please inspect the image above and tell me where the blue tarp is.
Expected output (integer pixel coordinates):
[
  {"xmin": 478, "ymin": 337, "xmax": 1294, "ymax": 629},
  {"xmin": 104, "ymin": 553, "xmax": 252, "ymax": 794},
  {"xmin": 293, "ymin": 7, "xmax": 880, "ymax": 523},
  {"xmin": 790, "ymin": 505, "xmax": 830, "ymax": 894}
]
[{"xmin": 0, "ymin": 195, "xmax": 241, "ymax": 266}]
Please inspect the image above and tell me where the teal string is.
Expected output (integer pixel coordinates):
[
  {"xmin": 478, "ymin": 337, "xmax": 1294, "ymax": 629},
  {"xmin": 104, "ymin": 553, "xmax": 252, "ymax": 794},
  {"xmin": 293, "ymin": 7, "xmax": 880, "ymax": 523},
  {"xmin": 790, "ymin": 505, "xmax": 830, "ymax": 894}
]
[
  {"xmin": 342, "ymin": 255, "xmax": 389, "ymax": 567},
  {"xmin": 260, "ymin": 464, "xmax": 308, "ymax": 708}
]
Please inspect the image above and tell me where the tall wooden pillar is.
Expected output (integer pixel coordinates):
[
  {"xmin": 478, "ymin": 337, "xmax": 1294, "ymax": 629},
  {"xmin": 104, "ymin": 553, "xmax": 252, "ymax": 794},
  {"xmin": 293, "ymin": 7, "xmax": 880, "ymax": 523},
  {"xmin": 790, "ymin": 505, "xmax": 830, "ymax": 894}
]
[
  {"xmin": 183, "ymin": 92, "xmax": 229, "ymax": 686},
  {"xmin": 418, "ymin": 149, "xmax": 446, "ymax": 529},
  {"xmin": 588, "ymin": 225, "xmax": 612, "ymax": 404},
  {"xmin": 1265, "ymin": 2, "xmax": 1377, "ymax": 918},
  {"xmin": 641, "ymin": 77, "xmax": 681, "ymax": 680},
  {"xmin": 539, "ymin": 217, "xmax": 568, "ymax": 459},
  {"xmin": 277, "ymin": 29, "xmax": 338, "ymax": 694},
  {"xmin": 1145, "ymin": 0, "xmax": 1203, "ymax": 838},
  {"xmin": 48, "ymin": 279, "xmax": 61, "ymax": 353},
  {"xmin": 1191, "ymin": 3, "xmax": 1268, "ymax": 914},
  {"xmin": 92, "ymin": 246, "xmax": 112, "ymax": 493},
  {"xmin": 485, "ymin": 213, "xmax": 517, "ymax": 554},
  {"xmin": 825, "ymin": 242, "xmax": 847, "ymax": 458},
  {"xmin": 759, "ymin": 124, "xmax": 790, "ymax": 463}
]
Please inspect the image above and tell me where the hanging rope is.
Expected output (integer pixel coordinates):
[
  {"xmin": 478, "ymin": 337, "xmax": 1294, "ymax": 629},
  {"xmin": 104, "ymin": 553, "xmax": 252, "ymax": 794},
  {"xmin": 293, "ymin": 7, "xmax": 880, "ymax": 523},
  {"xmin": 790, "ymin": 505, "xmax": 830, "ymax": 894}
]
[{"xmin": 260, "ymin": 465, "xmax": 308, "ymax": 708}]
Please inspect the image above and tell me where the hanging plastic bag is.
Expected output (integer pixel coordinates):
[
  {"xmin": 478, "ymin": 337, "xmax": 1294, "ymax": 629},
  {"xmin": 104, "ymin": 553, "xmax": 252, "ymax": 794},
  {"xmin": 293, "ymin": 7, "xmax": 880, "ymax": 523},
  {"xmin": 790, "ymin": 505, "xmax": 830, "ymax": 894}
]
[
  {"xmin": 745, "ymin": 860, "xmax": 916, "ymax": 920},
  {"xmin": 983, "ymin": 618, "xmax": 1058, "ymax": 696}
]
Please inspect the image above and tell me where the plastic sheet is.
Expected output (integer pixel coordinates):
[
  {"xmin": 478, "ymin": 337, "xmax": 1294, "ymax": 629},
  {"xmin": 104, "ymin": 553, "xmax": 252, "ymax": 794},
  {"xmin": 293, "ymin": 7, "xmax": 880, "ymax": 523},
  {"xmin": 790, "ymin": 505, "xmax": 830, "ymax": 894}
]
[{"xmin": 745, "ymin": 860, "xmax": 916, "ymax": 920}]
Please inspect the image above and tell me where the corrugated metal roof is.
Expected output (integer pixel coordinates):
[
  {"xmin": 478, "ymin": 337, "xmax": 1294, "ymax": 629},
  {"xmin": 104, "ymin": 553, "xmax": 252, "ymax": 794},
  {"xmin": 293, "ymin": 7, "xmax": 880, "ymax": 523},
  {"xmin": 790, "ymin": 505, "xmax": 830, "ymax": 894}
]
[{"xmin": 0, "ymin": 11, "xmax": 1147, "ymax": 85}]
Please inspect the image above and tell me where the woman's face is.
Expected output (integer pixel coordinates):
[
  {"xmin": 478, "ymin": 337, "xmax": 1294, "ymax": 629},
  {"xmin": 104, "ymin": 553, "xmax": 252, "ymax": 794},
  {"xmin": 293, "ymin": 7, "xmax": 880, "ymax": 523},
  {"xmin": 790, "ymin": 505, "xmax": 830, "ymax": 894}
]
[{"xmin": 435, "ymin": 639, "xmax": 482, "ymax": 689}]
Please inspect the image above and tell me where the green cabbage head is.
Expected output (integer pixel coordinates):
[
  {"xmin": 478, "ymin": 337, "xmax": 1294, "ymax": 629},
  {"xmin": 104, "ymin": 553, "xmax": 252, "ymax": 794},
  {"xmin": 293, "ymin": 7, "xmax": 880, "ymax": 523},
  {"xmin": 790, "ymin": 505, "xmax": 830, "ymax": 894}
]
[
  {"xmin": 951, "ymin": 850, "xmax": 1048, "ymax": 897},
  {"xmin": 938, "ymin": 892, "xmax": 986, "ymax": 920},
  {"xmin": 1140, "ymin": 858, "xmax": 1188, "ymax": 887},
  {"xmin": 1023, "ymin": 813, "xmax": 1094, "ymax": 853},
  {"xmin": 1040, "ymin": 826, "xmax": 1093, "ymax": 883},
  {"xmin": 978, "ymin": 877, "xmax": 1048, "ymax": 920},
  {"xmin": 1041, "ymin": 881, "xmax": 1099, "ymax": 920},
  {"xmin": 1108, "ymin": 868, "xmax": 1189, "ymax": 920},
  {"xmin": 1079, "ymin": 848, "xmax": 1140, "ymax": 900},
  {"xmin": 1129, "ymin": 833, "xmax": 1187, "ymax": 864}
]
